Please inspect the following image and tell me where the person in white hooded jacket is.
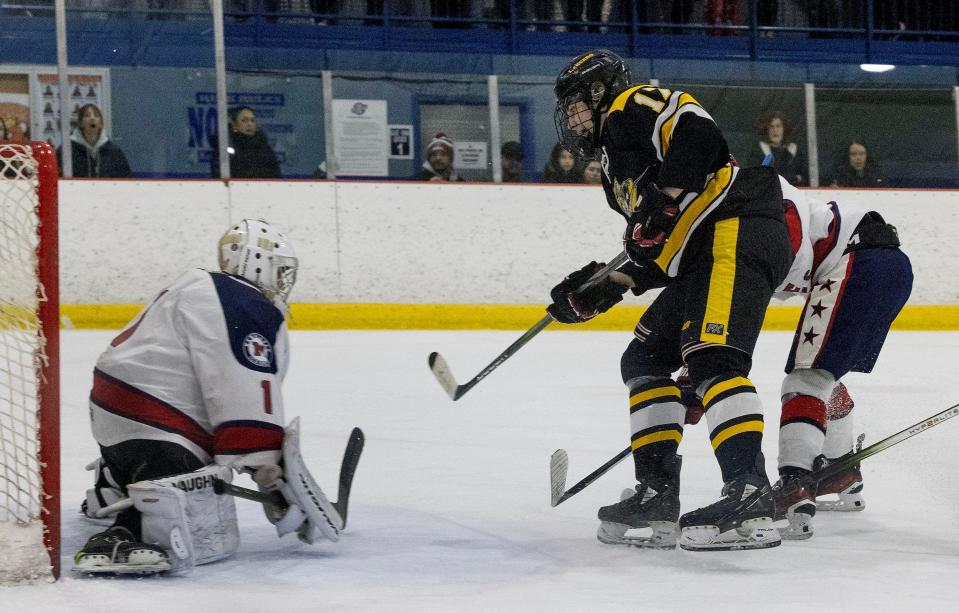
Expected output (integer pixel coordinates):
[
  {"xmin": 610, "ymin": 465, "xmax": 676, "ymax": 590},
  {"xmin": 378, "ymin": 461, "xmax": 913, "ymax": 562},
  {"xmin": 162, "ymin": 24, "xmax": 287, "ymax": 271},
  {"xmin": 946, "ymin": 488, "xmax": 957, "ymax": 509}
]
[{"xmin": 57, "ymin": 103, "xmax": 131, "ymax": 177}]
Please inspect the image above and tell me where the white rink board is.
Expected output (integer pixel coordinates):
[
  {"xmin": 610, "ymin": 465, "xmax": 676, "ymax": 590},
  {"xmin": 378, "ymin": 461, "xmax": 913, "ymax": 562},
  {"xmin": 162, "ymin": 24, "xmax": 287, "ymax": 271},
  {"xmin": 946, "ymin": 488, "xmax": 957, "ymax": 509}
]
[{"xmin": 59, "ymin": 180, "xmax": 958, "ymax": 304}]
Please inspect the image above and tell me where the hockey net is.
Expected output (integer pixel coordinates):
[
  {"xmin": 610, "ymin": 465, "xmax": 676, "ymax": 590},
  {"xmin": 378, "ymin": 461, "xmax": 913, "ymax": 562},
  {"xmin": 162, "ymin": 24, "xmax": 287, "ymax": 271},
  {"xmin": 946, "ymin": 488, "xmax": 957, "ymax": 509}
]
[{"xmin": 0, "ymin": 142, "xmax": 60, "ymax": 582}]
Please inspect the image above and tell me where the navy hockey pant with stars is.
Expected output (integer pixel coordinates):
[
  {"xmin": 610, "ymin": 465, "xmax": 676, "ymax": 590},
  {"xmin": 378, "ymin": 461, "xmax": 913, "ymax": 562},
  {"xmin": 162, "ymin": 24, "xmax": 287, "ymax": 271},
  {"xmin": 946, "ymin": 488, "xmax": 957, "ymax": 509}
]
[{"xmin": 785, "ymin": 246, "xmax": 912, "ymax": 379}]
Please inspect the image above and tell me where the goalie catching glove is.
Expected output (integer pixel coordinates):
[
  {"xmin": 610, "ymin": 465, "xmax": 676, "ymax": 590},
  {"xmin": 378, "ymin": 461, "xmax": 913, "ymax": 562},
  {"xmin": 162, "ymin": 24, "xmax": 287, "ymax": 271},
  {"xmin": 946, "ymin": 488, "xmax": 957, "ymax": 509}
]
[{"xmin": 547, "ymin": 261, "xmax": 630, "ymax": 324}]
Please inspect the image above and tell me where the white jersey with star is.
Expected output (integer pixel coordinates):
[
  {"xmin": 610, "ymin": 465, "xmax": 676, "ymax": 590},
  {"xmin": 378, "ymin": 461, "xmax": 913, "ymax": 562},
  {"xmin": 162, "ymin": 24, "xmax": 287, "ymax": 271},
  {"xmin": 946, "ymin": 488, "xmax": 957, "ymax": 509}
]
[
  {"xmin": 89, "ymin": 268, "xmax": 290, "ymax": 468},
  {"xmin": 774, "ymin": 177, "xmax": 866, "ymax": 300}
]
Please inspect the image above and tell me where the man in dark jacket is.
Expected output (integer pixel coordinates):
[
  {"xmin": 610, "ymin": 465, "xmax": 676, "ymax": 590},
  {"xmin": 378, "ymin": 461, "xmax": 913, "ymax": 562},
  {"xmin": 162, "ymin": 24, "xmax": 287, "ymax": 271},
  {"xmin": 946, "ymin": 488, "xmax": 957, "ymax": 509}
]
[
  {"xmin": 57, "ymin": 103, "xmax": 131, "ymax": 178},
  {"xmin": 211, "ymin": 106, "xmax": 281, "ymax": 179}
]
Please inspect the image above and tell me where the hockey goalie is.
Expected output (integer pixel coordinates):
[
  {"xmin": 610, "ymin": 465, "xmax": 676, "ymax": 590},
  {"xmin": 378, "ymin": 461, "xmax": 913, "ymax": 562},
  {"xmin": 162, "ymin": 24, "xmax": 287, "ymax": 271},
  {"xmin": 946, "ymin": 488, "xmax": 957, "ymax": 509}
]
[{"xmin": 74, "ymin": 219, "xmax": 361, "ymax": 575}]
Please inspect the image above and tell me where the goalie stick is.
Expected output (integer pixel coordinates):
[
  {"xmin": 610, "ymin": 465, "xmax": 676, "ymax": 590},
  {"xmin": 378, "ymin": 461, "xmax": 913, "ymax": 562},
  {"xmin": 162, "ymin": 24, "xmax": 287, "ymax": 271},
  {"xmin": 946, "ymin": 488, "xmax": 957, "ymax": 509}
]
[
  {"xmin": 550, "ymin": 400, "xmax": 959, "ymax": 507},
  {"xmin": 429, "ymin": 252, "xmax": 631, "ymax": 401},
  {"xmin": 213, "ymin": 427, "xmax": 365, "ymax": 529}
]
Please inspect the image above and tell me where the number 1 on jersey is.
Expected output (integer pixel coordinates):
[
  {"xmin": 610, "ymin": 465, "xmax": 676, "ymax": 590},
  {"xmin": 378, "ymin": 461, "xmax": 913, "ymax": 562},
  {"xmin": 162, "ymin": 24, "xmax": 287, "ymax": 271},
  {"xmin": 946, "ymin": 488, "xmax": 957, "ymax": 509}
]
[{"xmin": 261, "ymin": 380, "xmax": 273, "ymax": 414}]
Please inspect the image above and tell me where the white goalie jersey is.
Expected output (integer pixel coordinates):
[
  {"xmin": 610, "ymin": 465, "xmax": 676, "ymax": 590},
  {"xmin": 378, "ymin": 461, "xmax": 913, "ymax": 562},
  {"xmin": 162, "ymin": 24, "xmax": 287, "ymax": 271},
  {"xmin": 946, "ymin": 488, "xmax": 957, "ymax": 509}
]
[
  {"xmin": 775, "ymin": 177, "xmax": 867, "ymax": 299},
  {"xmin": 89, "ymin": 268, "xmax": 290, "ymax": 469}
]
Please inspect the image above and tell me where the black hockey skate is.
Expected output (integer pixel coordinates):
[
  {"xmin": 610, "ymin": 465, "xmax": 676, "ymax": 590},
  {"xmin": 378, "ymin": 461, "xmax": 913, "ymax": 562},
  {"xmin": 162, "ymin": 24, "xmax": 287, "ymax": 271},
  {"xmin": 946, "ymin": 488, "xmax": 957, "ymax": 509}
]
[
  {"xmin": 73, "ymin": 526, "xmax": 171, "ymax": 575},
  {"xmin": 816, "ymin": 438, "xmax": 866, "ymax": 512},
  {"xmin": 772, "ymin": 468, "xmax": 817, "ymax": 541},
  {"xmin": 679, "ymin": 455, "xmax": 781, "ymax": 551},
  {"xmin": 596, "ymin": 455, "xmax": 680, "ymax": 549}
]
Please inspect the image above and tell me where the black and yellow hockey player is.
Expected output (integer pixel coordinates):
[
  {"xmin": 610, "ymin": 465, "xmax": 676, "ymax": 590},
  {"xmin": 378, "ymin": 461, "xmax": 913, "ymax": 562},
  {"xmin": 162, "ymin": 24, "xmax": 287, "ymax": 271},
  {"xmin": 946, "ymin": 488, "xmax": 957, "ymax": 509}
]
[{"xmin": 546, "ymin": 50, "xmax": 794, "ymax": 551}]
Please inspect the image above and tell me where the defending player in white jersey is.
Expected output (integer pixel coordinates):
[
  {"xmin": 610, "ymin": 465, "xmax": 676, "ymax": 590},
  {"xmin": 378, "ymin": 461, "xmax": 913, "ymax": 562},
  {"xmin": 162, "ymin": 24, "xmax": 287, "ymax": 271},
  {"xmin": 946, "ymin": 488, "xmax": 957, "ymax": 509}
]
[
  {"xmin": 74, "ymin": 219, "xmax": 357, "ymax": 575},
  {"xmin": 770, "ymin": 178, "xmax": 912, "ymax": 539}
]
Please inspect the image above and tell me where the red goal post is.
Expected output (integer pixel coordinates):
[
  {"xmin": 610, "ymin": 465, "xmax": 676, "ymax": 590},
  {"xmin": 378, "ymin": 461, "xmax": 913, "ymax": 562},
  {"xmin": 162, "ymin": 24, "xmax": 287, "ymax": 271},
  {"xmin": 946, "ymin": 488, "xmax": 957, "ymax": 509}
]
[{"xmin": 0, "ymin": 141, "xmax": 60, "ymax": 582}]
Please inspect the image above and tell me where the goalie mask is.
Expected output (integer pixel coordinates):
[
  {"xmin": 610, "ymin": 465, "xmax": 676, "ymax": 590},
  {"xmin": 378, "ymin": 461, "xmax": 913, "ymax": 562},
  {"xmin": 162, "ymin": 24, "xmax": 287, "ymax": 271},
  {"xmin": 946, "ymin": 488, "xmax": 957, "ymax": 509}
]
[
  {"xmin": 554, "ymin": 49, "xmax": 631, "ymax": 159},
  {"xmin": 218, "ymin": 219, "xmax": 298, "ymax": 306}
]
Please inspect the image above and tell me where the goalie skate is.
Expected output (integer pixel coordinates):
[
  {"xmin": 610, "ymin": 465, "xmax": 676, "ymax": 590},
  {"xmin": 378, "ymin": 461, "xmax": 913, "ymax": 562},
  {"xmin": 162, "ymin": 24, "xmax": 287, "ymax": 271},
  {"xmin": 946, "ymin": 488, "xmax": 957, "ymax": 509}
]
[
  {"xmin": 73, "ymin": 526, "xmax": 171, "ymax": 576},
  {"xmin": 679, "ymin": 469, "xmax": 781, "ymax": 552},
  {"xmin": 596, "ymin": 455, "xmax": 680, "ymax": 550}
]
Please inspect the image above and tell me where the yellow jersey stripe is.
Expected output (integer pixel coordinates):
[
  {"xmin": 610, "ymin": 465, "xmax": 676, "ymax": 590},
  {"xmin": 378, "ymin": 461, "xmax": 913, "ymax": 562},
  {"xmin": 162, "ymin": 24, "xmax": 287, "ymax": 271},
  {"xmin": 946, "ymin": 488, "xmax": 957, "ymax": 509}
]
[
  {"xmin": 702, "ymin": 376, "xmax": 754, "ymax": 408},
  {"xmin": 631, "ymin": 429, "xmax": 683, "ymax": 451},
  {"xmin": 659, "ymin": 93, "xmax": 703, "ymax": 157},
  {"xmin": 700, "ymin": 217, "xmax": 739, "ymax": 344},
  {"xmin": 653, "ymin": 165, "xmax": 734, "ymax": 274},
  {"xmin": 629, "ymin": 386, "xmax": 681, "ymax": 408},
  {"xmin": 710, "ymin": 420, "xmax": 764, "ymax": 450}
]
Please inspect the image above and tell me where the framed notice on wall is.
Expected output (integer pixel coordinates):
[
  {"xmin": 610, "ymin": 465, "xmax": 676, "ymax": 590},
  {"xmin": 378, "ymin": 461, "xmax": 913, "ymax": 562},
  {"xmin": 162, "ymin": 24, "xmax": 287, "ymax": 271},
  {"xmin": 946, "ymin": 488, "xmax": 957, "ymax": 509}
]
[
  {"xmin": 388, "ymin": 124, "xmax": 414, "ymax": 159},
  {"xmin": 332, "ymin": 99, "xmax": 388, "ymax": 176}
]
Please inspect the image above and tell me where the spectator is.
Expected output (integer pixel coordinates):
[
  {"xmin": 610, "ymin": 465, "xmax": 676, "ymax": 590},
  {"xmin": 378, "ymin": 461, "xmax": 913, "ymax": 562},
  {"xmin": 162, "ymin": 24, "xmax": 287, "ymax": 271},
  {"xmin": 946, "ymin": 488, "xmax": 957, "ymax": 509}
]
[
  {"xmin": 832, "ymin": 140, "xmax": 883, "ymax": 188},
  {"xmin": 704, "ymin": 0, "xmax": 739, "ymax": 35},
  {"xmin": 751, "ymin": 111, "xmax": 806, "ymax": 186},
  {"xmin": 415, "ymin": 133, "xmax": 462, "ymax": 182},
  {"xmin": 210, "ymin": 106, "xmax": 281, "ymax": 179},
  {"xmin": 582, "ymin": 158, "xmax": 602, "ymax": 184},
  {"xmin": 500, "ymin": 140, "xmax": 525, "ymax": 182},
  {"xmin": 542, "ymin": 143, "xmax": 583, "ymax": 183},
  {"xmin": 57, "ymin": 103, "xmax": 131, "ymax": 178}
]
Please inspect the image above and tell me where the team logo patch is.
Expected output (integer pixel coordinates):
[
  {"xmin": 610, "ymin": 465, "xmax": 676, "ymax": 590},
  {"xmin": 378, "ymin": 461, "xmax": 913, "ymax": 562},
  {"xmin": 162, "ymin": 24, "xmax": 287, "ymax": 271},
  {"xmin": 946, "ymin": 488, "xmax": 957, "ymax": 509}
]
[
  {"xmin": 242, "ymin": 333, "xmax": 273, "ymax": 367},
  {"xmin": 705, "ymin": 323, "xmax": 725, "ymax": 335}
]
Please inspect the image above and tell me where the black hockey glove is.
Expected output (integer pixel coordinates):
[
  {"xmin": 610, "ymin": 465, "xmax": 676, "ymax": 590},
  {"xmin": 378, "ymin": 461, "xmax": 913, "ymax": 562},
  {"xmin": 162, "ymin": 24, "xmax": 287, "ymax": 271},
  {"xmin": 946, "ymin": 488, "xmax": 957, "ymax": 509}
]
[
  {"xmin": 624, "ymin": 183, "xmax": 682, "ymax": 263},
  {"xmin": 547, "ymin": 261, "xmax": 629, "ymax": 324}
]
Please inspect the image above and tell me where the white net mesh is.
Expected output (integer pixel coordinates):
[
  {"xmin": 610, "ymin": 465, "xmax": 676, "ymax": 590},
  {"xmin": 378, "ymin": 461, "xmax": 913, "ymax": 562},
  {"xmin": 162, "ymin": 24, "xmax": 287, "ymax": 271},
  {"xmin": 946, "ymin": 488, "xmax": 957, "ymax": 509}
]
[{"xmin": 0, "ymin": 143, "xmax": 52, "ymax": 583}]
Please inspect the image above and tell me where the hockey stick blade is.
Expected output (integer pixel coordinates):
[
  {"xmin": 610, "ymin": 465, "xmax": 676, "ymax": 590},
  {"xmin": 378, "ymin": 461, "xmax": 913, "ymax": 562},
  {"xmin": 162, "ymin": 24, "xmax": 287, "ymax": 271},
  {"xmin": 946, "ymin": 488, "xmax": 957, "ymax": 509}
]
[
  {"xmin": 550, "ymin": 449, "xmax": 569, "ymax": 507},
  {"xmin": 332, "ymin": 427, "xmax": 365, "ymax": 529},
  {"xmin": 427, "ymin": 252, "xmax": 631, "ymax": 402},
  {"xmin": 428, "ymin": 351, "xmax": 463, "ymax": 400},
  {"xmin": 551, "ymin": 447, "xmax": 632, "ymax": 507}
]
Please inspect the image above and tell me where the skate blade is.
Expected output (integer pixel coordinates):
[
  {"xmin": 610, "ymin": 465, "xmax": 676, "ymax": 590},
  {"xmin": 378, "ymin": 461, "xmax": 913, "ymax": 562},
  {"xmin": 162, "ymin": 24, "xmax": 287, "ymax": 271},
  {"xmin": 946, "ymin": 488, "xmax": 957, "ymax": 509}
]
[
  {"xmin": 775, "ymin": 512, "xmax": 814, "ymax": 541},
  {"xmin": 72, "ymin": 561, "xmax": 171, "ymax": 576},
  {"xmin": 597, "ymin": 521, "xmax": 677, "ymax": 550},
  {"xmin": 817, "ymin": 494, "xmax": 865, "ymax": 512},
  {"xmin": 680, "ymin": 517, "xmax": 782, "ymax": 551}
]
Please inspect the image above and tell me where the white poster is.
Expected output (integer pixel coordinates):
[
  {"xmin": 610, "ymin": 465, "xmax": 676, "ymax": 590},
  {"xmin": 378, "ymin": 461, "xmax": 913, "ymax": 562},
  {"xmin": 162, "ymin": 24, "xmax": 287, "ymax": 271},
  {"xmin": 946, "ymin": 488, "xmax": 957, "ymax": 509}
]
[
  {"xmin": 332, "ymin": 99, "xmax": 388, "ymax": 176},
  {"xmin": 454, "ymin": 141, "xmax": 487, "ymax": 170},
  {"xmin": 33, "ymin": 70, "xmax": 110, "ymax": 149}
]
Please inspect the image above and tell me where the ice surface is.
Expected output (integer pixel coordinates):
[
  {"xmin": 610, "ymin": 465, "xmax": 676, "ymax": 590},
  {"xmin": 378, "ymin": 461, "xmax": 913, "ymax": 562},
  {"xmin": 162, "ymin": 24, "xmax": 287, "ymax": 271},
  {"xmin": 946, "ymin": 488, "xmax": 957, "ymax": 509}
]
[{"xmin": 4, "ymin": 329, "xmax": 959, "ymax": 611}]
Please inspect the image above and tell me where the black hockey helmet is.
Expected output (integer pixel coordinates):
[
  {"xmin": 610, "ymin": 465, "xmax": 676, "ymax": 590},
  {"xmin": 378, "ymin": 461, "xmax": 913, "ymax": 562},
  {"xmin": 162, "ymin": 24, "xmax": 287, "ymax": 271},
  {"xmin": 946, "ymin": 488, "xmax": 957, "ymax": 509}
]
[{"xmin": 554, "ymin": 49, "xmax": 631, "ymax": 158}]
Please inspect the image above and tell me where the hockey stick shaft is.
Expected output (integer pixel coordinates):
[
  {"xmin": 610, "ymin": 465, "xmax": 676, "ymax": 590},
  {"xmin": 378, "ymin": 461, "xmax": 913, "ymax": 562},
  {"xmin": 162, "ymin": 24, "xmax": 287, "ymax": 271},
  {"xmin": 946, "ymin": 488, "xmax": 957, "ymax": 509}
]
[
  {"xmin": 553, "ymin": 446, "xmax": 631, "ymax": 507},
  {"xmin": 213, "ymin": 478, "xmax": 286, "ymax": 508},
  {"xmin": 430, "ymin": 251, "xmax": 631, "ymax": 401},
  {"xmin": 809, "ymin": 400, "xmax": 959, "ymax": 485}
]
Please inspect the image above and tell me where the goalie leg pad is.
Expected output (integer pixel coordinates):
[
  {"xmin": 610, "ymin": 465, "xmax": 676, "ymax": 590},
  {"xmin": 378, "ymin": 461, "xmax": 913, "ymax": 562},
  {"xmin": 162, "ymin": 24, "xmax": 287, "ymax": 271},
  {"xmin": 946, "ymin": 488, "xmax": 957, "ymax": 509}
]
[{"xmin": 131, "ymin": 464, "xmax": 239, "ymax": 573}]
